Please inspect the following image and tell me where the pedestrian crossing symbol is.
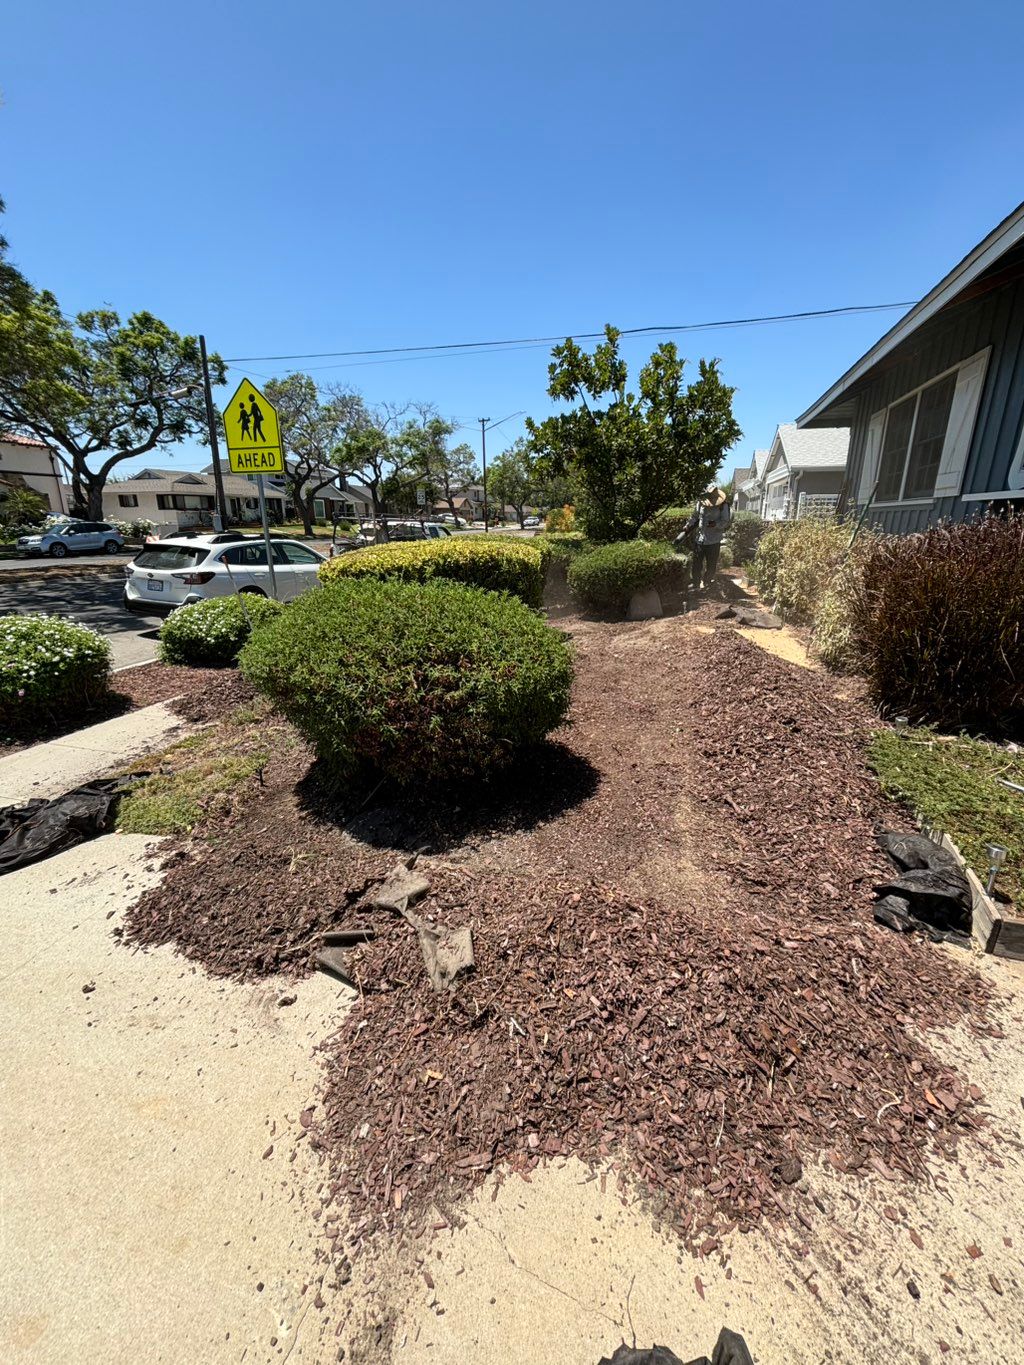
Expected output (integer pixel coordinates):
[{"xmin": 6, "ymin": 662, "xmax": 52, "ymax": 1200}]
[{"xmin": 222, "ymin": 378, "xmax": 285, "ymax": 474}]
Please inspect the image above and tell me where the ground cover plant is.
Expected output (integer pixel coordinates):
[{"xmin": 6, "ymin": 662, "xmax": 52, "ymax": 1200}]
[
  {"xmin": 320, "ymin": 536, "xmax": 544, "ymax": 607},
  {"xmin": 240, "ymin": 577, "xmax": 574, "ymax": 785},
  {"xmin": 118, "ymin": 724, "xmax": 272, "ymax": 835},
  {"xmin": 158, "ymin": 594, "xmax": 284, "ymax": 668},
  {"xmin": 0, "ymin": 614, "xmax": 111, "ymax": 737},
  {"xmin": 852, "ymin": 514, "xmax": 1024, "ymax": 733},
  {"xmin": 567, "ymin": 538, "xmax": 683, "ymax": 611},
  {"xmin": 869, "ymin": 726, "xmax": 1024, "ymax": 905}
]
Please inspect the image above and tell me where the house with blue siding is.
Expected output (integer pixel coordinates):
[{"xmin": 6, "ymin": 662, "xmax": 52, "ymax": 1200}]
[{"xmin": 797, "ymin": 201, "xmax": 1024, "ymax": 534}]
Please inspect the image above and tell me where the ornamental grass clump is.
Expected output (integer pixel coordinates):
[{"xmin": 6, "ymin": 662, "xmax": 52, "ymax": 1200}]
[
  {"xmin": 752, "ymin": 518, "xmax": 850, "ymax": 623},
  {"xmin": 726, "ymin": 511, "xmax": 767, "ymax": 566},
  {"xmin": 240, "ymin": 578, "xmax": 574, "ymax": 786},
  {"xmin": 851, "ymin": 514, "xmax": 1024, "ymax": 733},
  {"xmin": 319, "ymin": 536, "xmax": 544, "ymax": 607},
  {"xmin": 159, "ymin": 594, "xmax": 284, "ymax": 668},
  {"xmin": 567, "ymin": 539, "xmax": 684, "ymax": 612},
  {"xmin": 0, "ymin": 615, "xmax": 111, "ymax": 736}
]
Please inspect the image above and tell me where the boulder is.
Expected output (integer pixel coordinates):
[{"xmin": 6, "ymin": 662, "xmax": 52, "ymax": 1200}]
[{"xmin": 627, "ymin": 588, "xmax": 663, "ymax": 621}]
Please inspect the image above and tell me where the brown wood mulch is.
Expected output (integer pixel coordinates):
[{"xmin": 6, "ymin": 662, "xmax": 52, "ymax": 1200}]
[
  {"xmin": 121, "ymin": 617, "xmax": 996, "ymax": 1253},
  {"xmin": 112, "ymin": 662, "xmax": 255, "ymax": 723}
]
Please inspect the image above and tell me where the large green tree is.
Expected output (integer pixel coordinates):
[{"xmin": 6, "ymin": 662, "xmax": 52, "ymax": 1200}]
[
  {"xmin": 0, "ymin": 291, "xmax": 224, "ymax": 518},
  {"xmin": 488, "ymin": 437, "xmax": 535, "ymax": 528},
  {"xmin": 526, "ymin": 325, "xmax": 741, "ymax": 541},
  {"xmin": 332, "ymin": 400, "xmax": 412, "ymax": 532},
  {"xmin": 398, "ymin": 411, "xmax": 478, "ymax": 522},
  {"xmin": 262, "ymin": 374, "xmax": 365, "ymax": 534}
]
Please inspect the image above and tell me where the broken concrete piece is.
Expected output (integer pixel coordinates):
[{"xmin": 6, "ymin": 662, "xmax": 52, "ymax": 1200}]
[
  {"xmin": 315, "ymin": 947, "xmax": 359, "ymax": 990},
  {"xmin": 627, "ymin": 588, "xmax": 662, "ymax": 621}
]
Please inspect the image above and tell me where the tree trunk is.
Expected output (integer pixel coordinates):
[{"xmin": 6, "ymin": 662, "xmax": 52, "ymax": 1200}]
[
  {"xmin": 300, "ymin": 494, "xmax": 315, "ymax": 536},
  {"xmin": 515, "ymin": 504, "xmax": 526, "ymax": 529},
  {"xmin": 87, "ymin": 480, "xmax": 105, "ymax": 520}
]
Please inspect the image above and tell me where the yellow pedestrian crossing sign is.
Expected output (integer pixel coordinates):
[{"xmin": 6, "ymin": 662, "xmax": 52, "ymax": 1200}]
[{"xmin": 222, "ymin": 377, "xmax": 285, "ymax": 474}]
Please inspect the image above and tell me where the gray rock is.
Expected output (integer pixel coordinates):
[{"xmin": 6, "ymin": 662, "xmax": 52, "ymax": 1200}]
[{"xmin": 626, "ymin": 588, "xmax": 663, "ymax": 620}]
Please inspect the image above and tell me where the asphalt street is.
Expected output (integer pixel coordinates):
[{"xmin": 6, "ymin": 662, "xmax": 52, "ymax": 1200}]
[{"xmin": 0, "ymin": 565, "xmax": 163, "ymax": 669}]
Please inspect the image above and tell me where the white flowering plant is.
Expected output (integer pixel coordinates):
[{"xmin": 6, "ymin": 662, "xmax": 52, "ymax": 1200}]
[
  {"xmin": 159, "ymin": 594, "xmax": 284, "ymax": 668},
  {"xmin": 0, "ymin": 615, "xmax": 112, "ymax": 736},
  {"xmin": 110, "ymin": 517, "xmax": 156, "ymax": 541}
]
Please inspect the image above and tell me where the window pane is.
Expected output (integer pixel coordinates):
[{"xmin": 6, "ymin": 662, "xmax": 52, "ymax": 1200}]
[
  {"xmin": 279, "ymin": 542, "xmax": 321, "ymax": 564},
  {"xmin": 904, "ymin": 373, "xmax": 956, "ymax": 499},
  {"xmin": 876, "ymin": 396, "xmax": 916, "ymax": 501},
  {"xmin": 134, "ymin": 546, "xmax": 210, "ymax": 569},
  {"xmin": 221, "ymin": 544, "xmax": 268, "ymax": 566}
]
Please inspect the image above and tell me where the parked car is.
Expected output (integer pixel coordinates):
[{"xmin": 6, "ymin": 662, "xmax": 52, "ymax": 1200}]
[
  {"xmin": 523, "ymin": 515, "xmax": 541, "ymax": 527},
  {"xmin": 18, "ymin": 521, "xmax": 125, "ymax": 558},
  {"xmin": 355, "ymin": 520, "xmax": 453, "ymax": 546},
  {"xmin": 123, "ymin": 533, "xmax": 326, "ymax": 614}
]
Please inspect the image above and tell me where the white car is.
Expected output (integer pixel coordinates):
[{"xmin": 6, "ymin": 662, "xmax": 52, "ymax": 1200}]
[
  {"xmin": 355, "ymin": 520, "xmax": 453, "ymax": 546},
  {"xmin": 123, "ymin": 533, "xmax": 326, "ymax": 615}
]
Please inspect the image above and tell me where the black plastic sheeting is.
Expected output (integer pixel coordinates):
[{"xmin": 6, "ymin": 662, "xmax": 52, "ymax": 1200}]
[
  {"xmin": 0, "ymin": 777, "xmax": 140, "ymax": 876},
  {"xmin": 872, "ymin": 830, "xmax": 973, "ymax": 945},
  {"xmin": 599, "ymin": 1328, "xmax": 754, "ymax": 1365}
]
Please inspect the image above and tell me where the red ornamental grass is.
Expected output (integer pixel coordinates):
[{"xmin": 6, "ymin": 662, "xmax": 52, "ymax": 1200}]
[{"xmin": 853, "ymin": 514, "xmax": 1024, "ymax": 734}]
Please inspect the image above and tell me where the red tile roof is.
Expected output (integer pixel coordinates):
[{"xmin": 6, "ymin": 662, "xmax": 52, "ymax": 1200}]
[{"xmin": 1, "ymin": 432, "xmax": 50, "ymax": 449}]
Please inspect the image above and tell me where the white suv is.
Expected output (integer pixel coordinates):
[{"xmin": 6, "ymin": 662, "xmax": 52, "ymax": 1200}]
[{"xmin": 123, "ymin": 533, "xmax": 326, "ymax": 615}]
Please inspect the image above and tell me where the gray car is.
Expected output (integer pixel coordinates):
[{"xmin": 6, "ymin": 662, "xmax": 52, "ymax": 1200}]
[{"xmin": 17, "ymin": 520, "xmax": 125, "ymax": 558}]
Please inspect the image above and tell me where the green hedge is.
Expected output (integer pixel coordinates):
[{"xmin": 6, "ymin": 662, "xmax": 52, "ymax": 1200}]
[
  {"xmin": 639, "ymin": 506, "xmax": 694, "ymax": 544},
  {"xmin": 533, "ymin": 531, "xmax": 590, "ymax": 567},
  {"xmin": 240, "ymin": 578, "xmax": 574, "ymax": 785},
  {"xmin": 567, "ymin": 539, "xmax": 684, "ymax": 611},
  {"xmin": 852, "ymin": 515, "xmax": 1024, "ymax": 732},
  {"xmin": 726, "ymin": 511, "xmax": 767, "ymax": 564},
  {"xmin": 159, "ymin": 594, "xmax": 285, "ymax": 668},
  {"xmin": 319, "ymin": 536, "xmax": 544, "ymax": 607},
  {"xmin": 0, "ymin": 615, "xmax": 111, "ymax": 735}
]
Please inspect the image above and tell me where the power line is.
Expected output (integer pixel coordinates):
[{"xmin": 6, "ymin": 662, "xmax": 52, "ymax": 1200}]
[{"xmin": 222, "ymin": 302, "xmax": 914, "ymax": 366}]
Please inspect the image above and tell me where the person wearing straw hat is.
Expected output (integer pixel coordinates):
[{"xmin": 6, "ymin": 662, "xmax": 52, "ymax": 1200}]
[{"xmin": 677, "ymin": 484, "xmax": 731, "ymax": 592}]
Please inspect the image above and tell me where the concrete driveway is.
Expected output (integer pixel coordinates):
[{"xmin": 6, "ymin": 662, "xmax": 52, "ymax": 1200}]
[{"xmin": 0, "ymin": 565, "xmax": 163, "ymax": 669}]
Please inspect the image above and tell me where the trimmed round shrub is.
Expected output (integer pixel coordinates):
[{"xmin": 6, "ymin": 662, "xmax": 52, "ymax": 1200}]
[
  {"xmin": 159, "ymin": 594, "xmax": 284, "ymax": 668},
  {"xmin": 0, "ymin": 615, "xmax": 111, "ymax": 734},
  {"xmin": 319, "ymin": 536, "xmax": 544, "ymax": 607},
  {"xmin": 240, "ymin": 578, "xmax": 574, "ymax": 785},
  {"xmin": 726, "ymin": 511, "xmax": 767, "ymax": 565},
  {"xmin": 851, "ymin": 514, "xmax": 1024, "ymax": 732},
  {"xmin": 567, "ymin": 539, "xmax": 684, "ymax": 611},
  {"xmin": 544, "ymin": 505, "xmax": 576, "ymax": 532}
]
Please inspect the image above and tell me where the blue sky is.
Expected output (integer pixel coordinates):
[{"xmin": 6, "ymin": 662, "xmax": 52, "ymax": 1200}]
[{"xmin": 4, "ymin": 0, "xmax": 1024, "ymax": 478}]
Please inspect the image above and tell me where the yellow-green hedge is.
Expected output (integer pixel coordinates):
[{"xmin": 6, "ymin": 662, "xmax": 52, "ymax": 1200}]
[{"xmin": 319, "ymin": 536, "xmax": 545, "ymax": 606}]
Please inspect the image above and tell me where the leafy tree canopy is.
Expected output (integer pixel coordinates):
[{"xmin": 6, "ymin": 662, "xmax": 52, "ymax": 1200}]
[
  {"xmin": 488, "ymin": 437, "xmax": 535, "ymax": 527},
  {"xmin": 398, "ymin": 411, "xmax": 478, "ymax": 519},
  {"xmin": 262, "ymin": 374, "xmax": 364, "ymax": 532},
  {"xmin": 526, "ymin": 325, "xmax": 741, "ymax": 541}
]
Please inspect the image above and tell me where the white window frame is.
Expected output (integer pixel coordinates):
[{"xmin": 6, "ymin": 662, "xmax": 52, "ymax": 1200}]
[
  {"xmin": 870, "ymin": 347, "xmax": 990, "ymax": 507},
  {"xmin": 874, "ymin": 370, "xmax": 956, "ymax": 507}
]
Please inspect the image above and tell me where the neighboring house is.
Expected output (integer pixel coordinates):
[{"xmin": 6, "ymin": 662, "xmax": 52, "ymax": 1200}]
[
  {"xmin": 203, "ymin": 460, "xmax": 371, "ymax": 522},
  {"xmin": 89, "ymin": 468, "xmax": 288, "ymax": 535},
  {"xmin": 735, "ymin": 449, "xmax": 769, "ymax": 514},
  {"xmin": 798, "ymin": 200, "xmax": 1024, "ymax": 534},
  {"xmin": 758, "ymin": 425, "xmax": 850, "ymax": 521},
  {"xmin": 0, "ymin": 433, "xmax": 68, "ymax": 514}
]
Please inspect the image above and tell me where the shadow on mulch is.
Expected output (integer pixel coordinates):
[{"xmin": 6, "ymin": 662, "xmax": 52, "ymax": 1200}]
[
  {"xmin": 2, "ymin": 692, "xmax": 135, "ymax": 755},
  {"xmin": 296, "ymin": 739, "xmax": 601, "ymax": 854}
]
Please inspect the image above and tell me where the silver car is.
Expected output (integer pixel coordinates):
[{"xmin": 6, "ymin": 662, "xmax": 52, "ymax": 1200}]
[
  {"xmin": 123, "ymin": 533, "xmax": 326, "ymax": 615},
  {"xmin": 18, "ymin": 520, "xmax": 125, "ymax": 557}
]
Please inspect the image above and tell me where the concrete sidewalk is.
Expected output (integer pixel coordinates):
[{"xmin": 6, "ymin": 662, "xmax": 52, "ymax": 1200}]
[
  {"xmin": 0, "ymin": 701, "xmax": 185, "ymax": 804},
  {"xmin": 0, "ymin": 834, "xmax": 349, "ymax": 1363}
]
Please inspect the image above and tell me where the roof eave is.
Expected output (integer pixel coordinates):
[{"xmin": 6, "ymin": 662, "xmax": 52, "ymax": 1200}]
[{"xmin": 797, "ymin": 199, "xmax": 1024, "ymax": 428}]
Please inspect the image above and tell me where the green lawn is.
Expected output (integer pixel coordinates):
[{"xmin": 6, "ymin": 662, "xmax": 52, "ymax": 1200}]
[{"xmin": 868, "ymin": 728, "xmax": 1024, "ymax": 904}]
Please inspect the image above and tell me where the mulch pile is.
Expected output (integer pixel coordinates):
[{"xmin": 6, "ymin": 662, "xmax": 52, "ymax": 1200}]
[
  {"xmin": 121, "ymin": 618, "xmax": 996, "ymax": 1251},
  {"xmin": 112, "ymin": 663, "xmax": 255, "ymax": 723}
]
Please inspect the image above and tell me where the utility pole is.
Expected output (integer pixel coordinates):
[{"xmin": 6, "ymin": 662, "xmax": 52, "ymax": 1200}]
[
  {"xmin": 200, "ymin": 334, "xmax": 229, "ymax": 530},
  {"xmin": 478, "ymin": 417, "xmax": 490, "ymax": 529}
]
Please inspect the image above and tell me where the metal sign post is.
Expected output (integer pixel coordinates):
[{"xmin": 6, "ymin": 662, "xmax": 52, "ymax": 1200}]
[{"xmin": 255, "ymin": 474, "xmax": 279, "ymax": 599}]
